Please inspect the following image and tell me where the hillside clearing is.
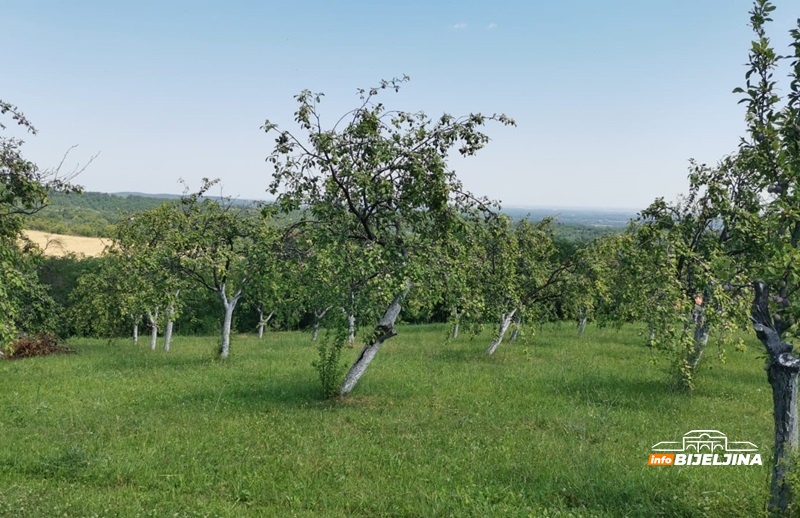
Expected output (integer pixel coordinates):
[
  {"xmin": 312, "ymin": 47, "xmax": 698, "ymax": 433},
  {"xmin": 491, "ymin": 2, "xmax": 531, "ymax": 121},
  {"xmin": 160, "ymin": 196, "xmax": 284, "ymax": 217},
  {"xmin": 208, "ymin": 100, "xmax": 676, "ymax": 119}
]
[{"xmin": 22, "ymin": 230, "xmax": 108, "ymax": 257}]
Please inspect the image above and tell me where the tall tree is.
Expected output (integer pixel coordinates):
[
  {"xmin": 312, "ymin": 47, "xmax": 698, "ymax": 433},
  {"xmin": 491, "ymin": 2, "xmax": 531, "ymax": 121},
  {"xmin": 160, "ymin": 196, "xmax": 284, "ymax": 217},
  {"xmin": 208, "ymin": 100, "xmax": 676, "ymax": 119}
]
[
  {"xmin": 731, "ymin": 2, "xmax": 800, "ymax": 511},
  {"xmin": 0, "ymin": 101, "xmax": 84, "ymax": 347},
  {"xmin": 264, "ymin": 77, "xmax": 514, "ymax": 396},
  {"xmin": 660, "ymin": 1, "xmax": 800, "ymax": 510}
]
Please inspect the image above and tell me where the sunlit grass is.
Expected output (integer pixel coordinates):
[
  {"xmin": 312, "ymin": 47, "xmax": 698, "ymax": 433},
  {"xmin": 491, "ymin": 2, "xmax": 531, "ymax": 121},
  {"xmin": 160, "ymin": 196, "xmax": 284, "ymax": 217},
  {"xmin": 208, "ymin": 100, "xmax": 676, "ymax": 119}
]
[{"xmin": 0, "ymin": 323, "xmax": 775, "ymax": 516}]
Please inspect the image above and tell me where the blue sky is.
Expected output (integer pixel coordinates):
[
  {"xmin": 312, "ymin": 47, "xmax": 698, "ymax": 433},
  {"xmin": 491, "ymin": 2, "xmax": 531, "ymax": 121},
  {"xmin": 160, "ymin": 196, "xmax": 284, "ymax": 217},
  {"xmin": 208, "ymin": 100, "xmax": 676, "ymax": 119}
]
[{"xmin": 2, "ymin": 0, "xmax": 797, "ymax": 210}]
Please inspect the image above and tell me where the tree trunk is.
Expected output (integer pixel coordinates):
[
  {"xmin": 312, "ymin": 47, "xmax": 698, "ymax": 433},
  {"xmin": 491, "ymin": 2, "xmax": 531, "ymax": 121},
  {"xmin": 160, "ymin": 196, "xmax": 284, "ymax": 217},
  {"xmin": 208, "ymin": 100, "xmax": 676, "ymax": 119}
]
[
  {"xmin": 577, "ymin": 308, "xmax": 587, "ymax": 336},
  {"xmin": 348, "ymin": 313, "xmax": 356, "ymax": 345},
  {"xmin": 257, "ymin": 308, "xmax": 273, "ymax": 340},
  {"xmin": 510, "ymin": 316, "xmax": 521, "ymax": 342},
  {"xmin": 218, "ymin": 285, "xmax": 243, "ymax": 360},
  {"xmin": 163, "ymin": 290, "xmax": 179, "ymax": 352},
  {"xmin": 688, "ymin": 304, "xmax": 709, "ymax": 371},
  {"xmin": 146, "ymin": 309, "xmax": 159, "ymax": 351},
  {"xmin": 752, "ymin": 281, "xmax": 800, "ymax": 515},
  {"xmin": 451, "ymin": 307, "xmax": 461, "ymax": 339},
  {"xmin": 486, "ymin": 308, "xmax": 517, "ymax": 356},
  {"xmin": 131, "ymin": 314, "xmax": 139, "ymax": 345},
  {"xmin": 164, "ymin": 318, "xmax": 174, "ymax": 352},
  {"xmin": 312, "ymin": 307, "xmax": 330, "ymax": 341},
  {"xmin": 340, "ymin": 287, "xmax": 409, "ymax": 396}
]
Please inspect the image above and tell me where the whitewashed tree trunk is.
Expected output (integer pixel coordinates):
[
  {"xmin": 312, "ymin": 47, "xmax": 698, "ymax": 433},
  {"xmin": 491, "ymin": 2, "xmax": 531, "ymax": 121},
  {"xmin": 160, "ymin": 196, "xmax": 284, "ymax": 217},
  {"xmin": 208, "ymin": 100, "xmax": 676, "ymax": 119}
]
[
  {"xmin": 347, "ymin": 313, "xmax": 356, "ymax": 344},
  {"xmin": 163, "ymin": 290, "xmax": 180, "ymax": 353},
  {"xmin": 146, "ymin": 308, "xmax": 159, "ymax": 351},
  {"xmin": 312, "ymin": 307, "xmax": 331, "ymax": 341},
  {"xmin": 486, "ymin": 308, "xmax": 517, "ymax": 356},
  {"xmin": 131, "ymin": 314, "xmax": 140, "ymax": 345},
  {"xmin": 257, "ymin": 308, "xmax": 273, "ymax": 340},
  {"xmin": 752, "ymin": 281, "xmax": 800, "ymax": 514},
  {"xmin": 218, "ymin": 284, "xmax": 243, "ymax": 360},
  {"xmin": 451, "ymin": 307, "xmax": 461, "ymax": 339},
  {"xmin": 577, "ymin": 308, "xmax": 588, "ymax": 336},
  {"xmin": 163, "ymin": 318, "xmax": 174, "ymax": 352},
  {"xmin": 340, "ymin": 287, "xmax": 409, "ymax": 396}
]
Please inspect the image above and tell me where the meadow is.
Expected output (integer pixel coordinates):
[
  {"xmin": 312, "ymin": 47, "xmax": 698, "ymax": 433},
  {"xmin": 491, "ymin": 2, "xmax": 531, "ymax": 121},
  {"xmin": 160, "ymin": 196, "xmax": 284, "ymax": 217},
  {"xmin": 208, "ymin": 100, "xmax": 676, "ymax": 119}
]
[
  {"xmin": 0, "ymin": 324, "xmax": 777, "ymax": 517},
  {"xmin": 22, "ymin": 230, "xmax": 108, "ymax": 258}
]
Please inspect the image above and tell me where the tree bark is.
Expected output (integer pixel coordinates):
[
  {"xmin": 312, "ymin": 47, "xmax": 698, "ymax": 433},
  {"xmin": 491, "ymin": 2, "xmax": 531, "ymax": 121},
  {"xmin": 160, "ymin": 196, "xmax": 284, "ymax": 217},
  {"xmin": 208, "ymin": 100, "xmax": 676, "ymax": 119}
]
[
  {"xmin": 347, "ymin": 313, "xmax": 356, "ymax": 344},
  {"xmin": 257, "ymin": 308, "xmax": 273, "ymax": 340},
  {"xmin": 340, "ymin": 287, "xmax": 409, "ymax": 396},
  {"xmin": 752, "ymin": 280, "xmax": 800, "ymax": 515},
  {"xmin": 577, "ymin": 308, "xmax": 587, "ymax": 336},
  {"xmin": 163, "ymin": 290, "xmax": 179, "ymax": 352},
  {"xmin": 451, "ymin": 307, "xmax": 461, "ymax": 339},
  {"xmin": 486, "ymin": 308, "xmax": 517, "ymax": 356},
  {"xmin": 312, "ymin": 307, "xmax": 330, "ymax": 341},
  {"xmin": 131, "ymin": 314, "xmax": 139, "ymax": 345},
  {"xmin": 146, "ymin": 309, "xmax": 159, "ymax": 351},
  {"xmin": 218, "ymin": 284, "xmax": 243, "ymax": 360},
  {"xmin": 509, "ymin": 316, "xmax": 522, "ymax": 342}
]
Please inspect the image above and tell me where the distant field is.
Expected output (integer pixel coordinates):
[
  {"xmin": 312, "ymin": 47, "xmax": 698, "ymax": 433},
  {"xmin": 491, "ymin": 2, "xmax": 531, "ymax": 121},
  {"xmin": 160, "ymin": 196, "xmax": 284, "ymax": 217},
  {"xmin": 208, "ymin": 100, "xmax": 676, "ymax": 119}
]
[
  {"xmin": 22, "ymin": 230, "xmax": 108, "ymax": 257},
  {"xmin": 0, "ymin": 323, "xmax": 774, "ymax": 516}
]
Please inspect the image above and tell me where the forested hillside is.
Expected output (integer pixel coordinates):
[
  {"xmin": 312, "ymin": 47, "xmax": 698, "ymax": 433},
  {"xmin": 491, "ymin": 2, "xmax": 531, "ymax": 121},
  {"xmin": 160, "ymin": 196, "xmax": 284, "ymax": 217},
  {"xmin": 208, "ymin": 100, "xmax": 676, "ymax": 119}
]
[
  {"xmin": 24, "ymin": 190, "xmax": 629, "ymax": 241},
  {"xmin": 23, "ymin": 191, "xmax": 177, "ymax": 237}
]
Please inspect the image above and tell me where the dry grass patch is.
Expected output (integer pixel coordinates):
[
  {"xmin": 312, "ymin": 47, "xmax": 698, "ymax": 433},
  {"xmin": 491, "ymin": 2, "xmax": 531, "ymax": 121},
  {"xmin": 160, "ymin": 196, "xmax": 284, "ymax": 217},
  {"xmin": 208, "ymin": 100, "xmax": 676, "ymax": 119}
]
[{"xmin": 22, "ymin": 230, "xmax": 109, "ymax": 257}]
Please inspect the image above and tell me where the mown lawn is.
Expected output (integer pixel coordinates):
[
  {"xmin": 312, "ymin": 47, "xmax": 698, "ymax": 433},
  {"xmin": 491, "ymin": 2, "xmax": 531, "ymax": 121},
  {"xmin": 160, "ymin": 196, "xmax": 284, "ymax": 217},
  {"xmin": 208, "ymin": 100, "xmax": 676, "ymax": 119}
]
[{"xmin": 0, "ymin": 323, "xmax": 778, "ymax": 516}]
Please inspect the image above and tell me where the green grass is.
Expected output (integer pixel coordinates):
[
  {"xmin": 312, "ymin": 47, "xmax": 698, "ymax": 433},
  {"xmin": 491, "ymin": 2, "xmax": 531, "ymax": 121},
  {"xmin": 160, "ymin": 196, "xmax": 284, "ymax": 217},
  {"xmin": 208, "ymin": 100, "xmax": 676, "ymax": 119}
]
[{"xmin": 0, "ymin": 323, "xmax": 777, "ymax": 516}]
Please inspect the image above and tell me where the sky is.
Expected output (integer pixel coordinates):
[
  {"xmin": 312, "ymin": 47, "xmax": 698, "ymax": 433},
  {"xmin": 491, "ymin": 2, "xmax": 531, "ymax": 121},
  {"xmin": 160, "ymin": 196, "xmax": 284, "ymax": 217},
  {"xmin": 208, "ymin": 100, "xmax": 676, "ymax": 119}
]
[{"xmin": 2, "ymin": 0, "xmax": 797, "ymax": 211}]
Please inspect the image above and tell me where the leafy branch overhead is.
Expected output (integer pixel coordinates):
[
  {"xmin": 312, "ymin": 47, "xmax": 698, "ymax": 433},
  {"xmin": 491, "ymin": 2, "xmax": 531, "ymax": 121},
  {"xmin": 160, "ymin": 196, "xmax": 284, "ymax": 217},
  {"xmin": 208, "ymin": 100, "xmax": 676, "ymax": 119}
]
[
  {"xmin": 263, "ymin": 76, "xmax": 515, "ymax": 396},
  {"xmin": 263, "ymin": 76, "xmax": 515, "ymax": 251}
]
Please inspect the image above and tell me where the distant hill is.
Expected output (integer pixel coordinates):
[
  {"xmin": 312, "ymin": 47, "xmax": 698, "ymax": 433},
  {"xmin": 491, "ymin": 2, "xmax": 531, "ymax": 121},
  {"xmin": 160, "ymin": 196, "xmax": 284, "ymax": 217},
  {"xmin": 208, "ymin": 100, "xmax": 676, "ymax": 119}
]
[
  {"xmin": 24, "ymin": 190, "xmax": 636, "ymax": 241},
  {"xmin": 24, "ymin": 191, "xmax": 179, "ymax": 237}
]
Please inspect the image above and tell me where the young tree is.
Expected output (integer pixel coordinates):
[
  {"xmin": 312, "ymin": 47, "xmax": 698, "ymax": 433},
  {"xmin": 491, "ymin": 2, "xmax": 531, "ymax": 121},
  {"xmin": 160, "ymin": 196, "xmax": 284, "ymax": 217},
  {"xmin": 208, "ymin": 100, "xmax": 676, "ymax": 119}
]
[
  {"xmin": 620, "ymin": 190, "xmax": 747, "ymax": 391},
  {"xmin": 480, "ymin": 217, "xmax": 570, "ymax": 355},
  {"xmin": 112, "ymin": 203, "xmax": 185, "ymax": 351},
  {"xmin": 168, "ymin": 183, "xmax": 262, "ymax": 359},
  {"xmin": 264, "ymin": 77, "xmax": 514, "ymax": 396}
]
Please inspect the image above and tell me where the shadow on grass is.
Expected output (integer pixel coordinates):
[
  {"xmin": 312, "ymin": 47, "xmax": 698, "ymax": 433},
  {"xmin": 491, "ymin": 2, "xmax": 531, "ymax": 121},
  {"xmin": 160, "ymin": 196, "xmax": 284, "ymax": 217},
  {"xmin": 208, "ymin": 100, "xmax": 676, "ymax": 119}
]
[
  {"xmin": 491, "ymin": 465, "xmax": 752, "ymax": 517},
  {"xmin": 168, "ymin": 375, "xmax": 339, "ymax": 413},
  {"xmin": 553, "ymin": 373, "xmax": 677, "ymax": 410},
  {"xmin": 429, "ymin": 347, "xmax": 487, "ymax": 363}
]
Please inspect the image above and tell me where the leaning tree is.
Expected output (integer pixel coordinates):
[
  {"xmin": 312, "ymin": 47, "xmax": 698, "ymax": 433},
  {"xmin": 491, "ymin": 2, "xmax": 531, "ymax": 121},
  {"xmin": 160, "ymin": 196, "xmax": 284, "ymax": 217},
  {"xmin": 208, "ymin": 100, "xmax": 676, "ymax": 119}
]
[
  {"xmin": 659, "ymin": 1, "xmax": 800, "ymax": 511},
  {"xmin": 732, "ymin": 2, "xmax": 800, "ymax": 511},
  {"xmin": 264, "ymin": 77, "xmax": 514, "ymax": 396}
]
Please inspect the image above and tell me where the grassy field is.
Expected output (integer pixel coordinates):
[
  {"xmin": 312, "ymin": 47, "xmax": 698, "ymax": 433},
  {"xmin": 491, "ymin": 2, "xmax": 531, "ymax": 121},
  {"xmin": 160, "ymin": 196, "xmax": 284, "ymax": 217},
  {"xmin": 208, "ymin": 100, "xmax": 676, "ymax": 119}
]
[
  {"xmin": 0, "ymin": 323, "xmax": 778, "ymax": 517},
  {"xmin": 22, "ymin": 230, "xmax": 108, "ymax": 257}
]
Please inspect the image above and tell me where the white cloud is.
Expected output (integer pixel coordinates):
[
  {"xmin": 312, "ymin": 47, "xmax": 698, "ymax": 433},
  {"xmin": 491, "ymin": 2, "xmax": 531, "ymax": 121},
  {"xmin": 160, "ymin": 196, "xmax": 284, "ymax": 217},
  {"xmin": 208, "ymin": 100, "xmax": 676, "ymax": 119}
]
[
  {"xmin": 487, "ymin": 22, "xmax": 498, "ymax": 30},
  {"xmin": 452, "ymin": 23, "xmax": 467, "ymax": 30}
]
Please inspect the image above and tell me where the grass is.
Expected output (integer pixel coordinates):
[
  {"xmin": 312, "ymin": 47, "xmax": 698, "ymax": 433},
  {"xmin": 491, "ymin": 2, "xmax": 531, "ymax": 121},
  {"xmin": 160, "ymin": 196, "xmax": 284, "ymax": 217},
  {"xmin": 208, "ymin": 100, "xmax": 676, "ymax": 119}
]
[{"xmin": 0, "ymin": 323, "xmax": 778, "ymax": 516}]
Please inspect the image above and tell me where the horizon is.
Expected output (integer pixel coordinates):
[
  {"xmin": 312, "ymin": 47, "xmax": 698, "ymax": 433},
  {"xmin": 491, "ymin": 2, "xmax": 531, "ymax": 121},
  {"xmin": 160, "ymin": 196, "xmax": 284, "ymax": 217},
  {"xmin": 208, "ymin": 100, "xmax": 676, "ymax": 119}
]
[
  {"xmin": 104, "ymin": 189, "xmax": 642, "ymax": 214},
  {"xmin": 5, "ymin": 1, "xmax": 794, "ymax": 210}
]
